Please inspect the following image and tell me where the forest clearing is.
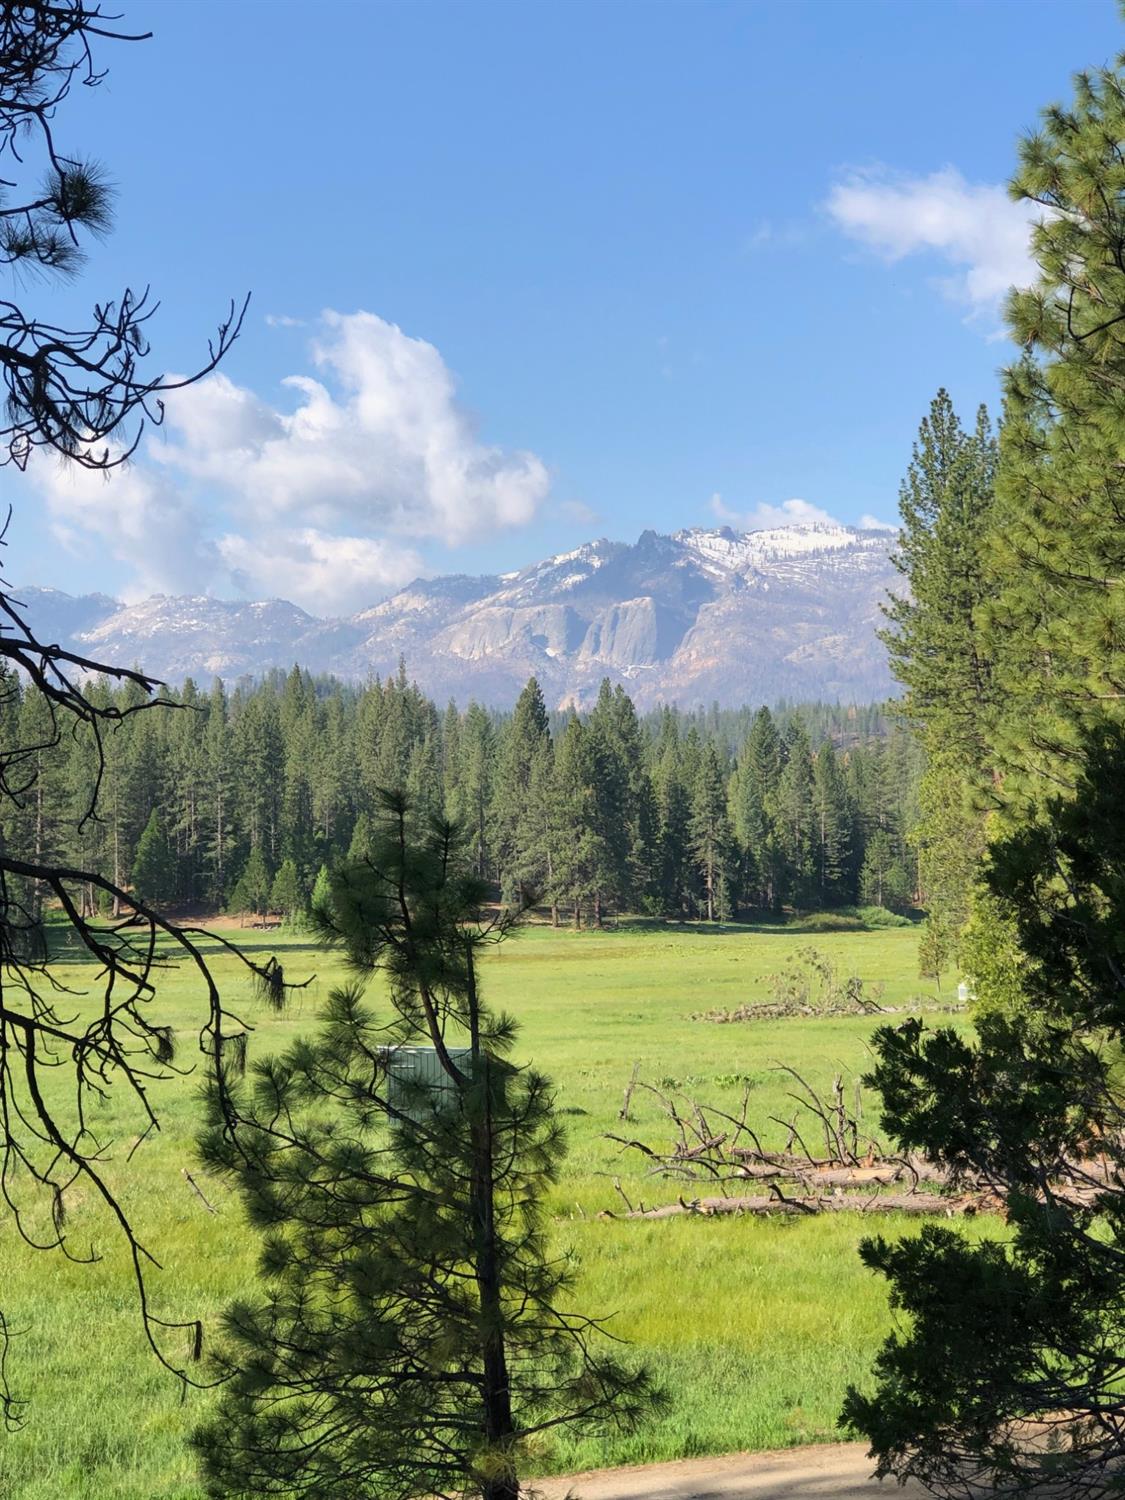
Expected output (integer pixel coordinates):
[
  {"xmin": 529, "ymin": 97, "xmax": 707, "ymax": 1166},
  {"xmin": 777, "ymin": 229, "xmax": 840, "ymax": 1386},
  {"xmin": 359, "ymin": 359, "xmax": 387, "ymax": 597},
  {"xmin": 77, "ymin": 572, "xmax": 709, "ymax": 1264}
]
[{"xmin": 0, "ymin": 922, "xmax": 978, "ymax": 1499}]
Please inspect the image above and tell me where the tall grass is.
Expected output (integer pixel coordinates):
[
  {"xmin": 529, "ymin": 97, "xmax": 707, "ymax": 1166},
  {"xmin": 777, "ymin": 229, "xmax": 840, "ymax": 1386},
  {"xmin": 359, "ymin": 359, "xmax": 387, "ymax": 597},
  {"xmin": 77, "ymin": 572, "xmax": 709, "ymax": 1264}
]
[{"xmin": 0, "ymin": 923, "xmax": 980, "ymax": 1497}]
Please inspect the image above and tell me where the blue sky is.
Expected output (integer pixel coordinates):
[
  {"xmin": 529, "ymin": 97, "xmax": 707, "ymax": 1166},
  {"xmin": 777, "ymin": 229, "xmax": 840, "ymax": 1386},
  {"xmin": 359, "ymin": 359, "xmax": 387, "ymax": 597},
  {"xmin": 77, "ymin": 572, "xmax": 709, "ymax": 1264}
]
[{"xmin": 6, "ymin": 0, "xmax": 1120, "ymax": 614}]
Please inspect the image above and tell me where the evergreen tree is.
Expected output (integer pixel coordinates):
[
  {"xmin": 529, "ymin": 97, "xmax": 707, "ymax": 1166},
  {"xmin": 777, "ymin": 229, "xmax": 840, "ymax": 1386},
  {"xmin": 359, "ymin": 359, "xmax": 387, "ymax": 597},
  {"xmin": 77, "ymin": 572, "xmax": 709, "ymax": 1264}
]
[
  {"xmin": 847, "ymin": 54, "xmax": 1125, "ymax": 1495},
  {"xmin": 846, "ymin": 729, "xmax": 1125, "ymax": 1494},
  {"xmin": 165, "ymin": 679, "xmax": 206, "ymax": 902},
  {"xmin": 0, "ymin": 668, "xmax": 924, "ymax": 933},
  {"xmin": 881, "ymin": 390, "xmax": 997, "ymax": 769},
  {"xmin": 812, "ymin": 741, "xmax": 853, "ymax": 905},
  {"xmin": 775, "ymin": 722, "xmax": 816, "ymax": 909},
  {"xmin": 202, "ymin": 679, "xmax": 236, "ymax": 905},
  {"xmin": 858, "ymin": 828, "xmax": 910, "ymax": 911},
  {"xmin": 880, "ymin": 391, "xmax": 997, "ymax": 956},
  {"xmin": 982, "ymin": 67, "xmax": 1125, "ymax": 806},
  {"xmin": 269, "ymin": 856, "xmax": 305, "ymax": 924},
  {"xmin": 588, "ymin": 681, "xmax": 657, "ymax": 915},
  {"xmin": 455, "ymin": 702, "xmax": 495, "ymax": 880},
  {"xmin": 131, "ymin": 809, "xmax": 175, "ymax": 906},
  {"xmin": 192, "ymin": 795, "xmax": 656, "ymax": 1499},
  {"xmin": 310, "ymin": 861, "xmax": 332, "ymax": 914},
  {"xmin": 492, "ymin": 678, "xmax": 551, "ymax": 903},
  {"xmin": 229, "ymin": 846, "xmax": 272, "ymax": 919},
  {"xmin": 232, "ymin": 686, "xmax": 285, "ymax": 867},
  {"xmin": 551, "ymin": 715, "xmax": 601, "ymax": 927},
  {"xmin": 650, "ymin": 720, "xmax": 692, "ymax": 918},
  {"xmin": 729, "ymin": 705, "xmax": 783, "ymax": 908},
  {"xmin": 689, "ymin": 742, "xmax": 732, "ymax": 921},
  {"xmin": 584, "ymin": 681, "xmax": 635, "ymax": 923}
]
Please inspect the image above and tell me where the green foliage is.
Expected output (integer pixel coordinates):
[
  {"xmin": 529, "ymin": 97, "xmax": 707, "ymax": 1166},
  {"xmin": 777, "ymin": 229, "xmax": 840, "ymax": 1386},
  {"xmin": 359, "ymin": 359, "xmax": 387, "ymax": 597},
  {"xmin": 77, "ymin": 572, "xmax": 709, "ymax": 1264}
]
[
  {"xmin": 849, "ymin": 55, "xmax": 1125, "ymax": 1495},
  {"xmin": 268, "ymin": 856, "xmax": 304, "ymax": 924},
  {"xmin": 775, "ymin": 722, "xmax": 817, "ymax": 909},
  {"xmin": 129, "ymin": 809, "xmax": 174, "ymax": 906},
  {"xmin": 958, "ymin": 891, "xmax": 1028, "ymax": 1023},
  {"xmin": 881, "ymin": 390, "xmax": 997, "ymax": 768},
  {"xmin": 850, "ymin": 731, "xmax": 1125, "ymax": 1494},
  {"xmin": 310, "ymin": 861, "xmax": 332, "ymax": 914},
  {"xmin": 193, "ymin": 796, "xmax": 657, "ymax": 1500},
  {"xmin": 1, "ymin": 666, "xmax": 922, "ymax": 934},
  {"xmin": 985, "ymin": 64, "xmax": 1125, "ymax": 807},
  {"xmin": 689, "ymin": 740, "xmax": 733, "ymax": 921},
  {"xmin": 227, "ymin": 845, "xmax": 271, "ymax": 917},
  {"xmin": 880, "ymin": 389, "xmax": 997, "ymax": 950}
]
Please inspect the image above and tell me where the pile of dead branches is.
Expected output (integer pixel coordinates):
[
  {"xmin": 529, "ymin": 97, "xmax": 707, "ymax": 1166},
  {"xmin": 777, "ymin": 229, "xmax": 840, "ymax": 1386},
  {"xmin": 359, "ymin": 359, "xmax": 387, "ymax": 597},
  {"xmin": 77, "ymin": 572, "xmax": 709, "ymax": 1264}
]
[
  {"xmin": 602, "ymin": 1067, "xmax": 1112, "ymax": 1221},
  {"xmin": 689, "ymin": 949, "xmax": 964, "ymax": 1023},
  {"xmin": 691, "ymin": 998, "xmax": 965, "ymax": 1022}
]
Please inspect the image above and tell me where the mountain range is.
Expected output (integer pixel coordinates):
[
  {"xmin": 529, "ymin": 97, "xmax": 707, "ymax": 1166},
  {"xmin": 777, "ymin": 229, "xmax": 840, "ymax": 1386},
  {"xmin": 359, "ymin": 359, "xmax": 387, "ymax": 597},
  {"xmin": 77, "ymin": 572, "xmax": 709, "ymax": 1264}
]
[{"xmin": 16, "ymin": 522, "xmax": 901, "ymax": 708}]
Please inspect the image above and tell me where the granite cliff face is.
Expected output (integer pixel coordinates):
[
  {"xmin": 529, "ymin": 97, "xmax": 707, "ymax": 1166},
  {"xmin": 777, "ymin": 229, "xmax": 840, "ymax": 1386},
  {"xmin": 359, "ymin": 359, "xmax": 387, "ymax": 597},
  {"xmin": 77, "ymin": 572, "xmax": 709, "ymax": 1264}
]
[{"xmin": 15, "ymin": 522, "xmax": 899, "ymax": 707}]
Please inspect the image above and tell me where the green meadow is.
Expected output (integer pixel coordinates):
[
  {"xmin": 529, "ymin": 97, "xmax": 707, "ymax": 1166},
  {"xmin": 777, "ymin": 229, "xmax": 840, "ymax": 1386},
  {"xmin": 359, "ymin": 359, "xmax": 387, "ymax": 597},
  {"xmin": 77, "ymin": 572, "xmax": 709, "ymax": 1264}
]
[{"xmin": 0, "ymin": 921, "xmax": 986, "ymax": 1498}]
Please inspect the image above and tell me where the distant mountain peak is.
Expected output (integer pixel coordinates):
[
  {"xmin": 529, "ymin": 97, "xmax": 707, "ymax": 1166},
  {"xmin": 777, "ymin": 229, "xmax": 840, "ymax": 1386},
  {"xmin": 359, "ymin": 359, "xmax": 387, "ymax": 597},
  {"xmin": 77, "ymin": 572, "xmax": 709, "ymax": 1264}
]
[{"xmin": 18, "ymin": 522, "xmax": 899, "ymax": 707}]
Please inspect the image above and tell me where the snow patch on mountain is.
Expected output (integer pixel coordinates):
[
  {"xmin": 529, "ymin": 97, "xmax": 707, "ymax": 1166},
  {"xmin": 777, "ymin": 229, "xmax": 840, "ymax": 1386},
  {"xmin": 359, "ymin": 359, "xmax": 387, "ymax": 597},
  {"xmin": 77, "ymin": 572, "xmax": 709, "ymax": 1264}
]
[{"xmin": 18, "ymin": 523, "xmax": 900, "ymax": 707}]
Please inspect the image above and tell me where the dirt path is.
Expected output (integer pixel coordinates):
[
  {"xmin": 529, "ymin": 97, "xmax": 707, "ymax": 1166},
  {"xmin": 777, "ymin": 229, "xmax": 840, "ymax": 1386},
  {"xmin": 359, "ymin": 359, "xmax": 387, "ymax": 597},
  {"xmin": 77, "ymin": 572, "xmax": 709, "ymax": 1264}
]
[{"xmin": 535, "ymin": 1443, "xmax": 924, "ymax": 1499}]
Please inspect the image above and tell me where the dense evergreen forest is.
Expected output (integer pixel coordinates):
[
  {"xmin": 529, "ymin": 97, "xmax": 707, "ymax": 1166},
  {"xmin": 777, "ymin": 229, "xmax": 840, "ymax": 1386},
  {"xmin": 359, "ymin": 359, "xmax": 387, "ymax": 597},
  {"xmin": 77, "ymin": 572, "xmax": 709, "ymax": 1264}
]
[{"xmin": 0, "ymin": 663, "xmax": 921, "ymax": 926}]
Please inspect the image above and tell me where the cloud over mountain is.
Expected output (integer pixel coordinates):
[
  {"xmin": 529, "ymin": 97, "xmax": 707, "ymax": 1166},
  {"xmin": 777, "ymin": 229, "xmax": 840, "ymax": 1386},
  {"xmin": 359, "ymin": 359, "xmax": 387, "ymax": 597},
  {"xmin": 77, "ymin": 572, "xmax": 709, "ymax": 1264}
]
[{"xmin": 32, "ymin": 311, "xmax": 551, "ymax": 614}]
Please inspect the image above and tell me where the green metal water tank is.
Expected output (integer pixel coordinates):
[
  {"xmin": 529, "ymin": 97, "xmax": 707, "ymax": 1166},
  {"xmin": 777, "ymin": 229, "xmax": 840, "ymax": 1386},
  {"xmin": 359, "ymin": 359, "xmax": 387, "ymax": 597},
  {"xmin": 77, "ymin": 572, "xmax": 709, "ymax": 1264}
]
[{"xmin": 381, "ymin": 1045, "xmax": 474, "ymax": 1119}]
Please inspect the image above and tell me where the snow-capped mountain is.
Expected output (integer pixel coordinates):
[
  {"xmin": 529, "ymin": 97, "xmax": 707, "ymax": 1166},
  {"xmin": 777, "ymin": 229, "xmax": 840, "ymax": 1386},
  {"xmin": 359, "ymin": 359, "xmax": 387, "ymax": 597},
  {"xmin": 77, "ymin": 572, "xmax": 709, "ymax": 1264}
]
[{"xmin": 12, "ymin": 523, "xmax": 900, "ymax": 707}]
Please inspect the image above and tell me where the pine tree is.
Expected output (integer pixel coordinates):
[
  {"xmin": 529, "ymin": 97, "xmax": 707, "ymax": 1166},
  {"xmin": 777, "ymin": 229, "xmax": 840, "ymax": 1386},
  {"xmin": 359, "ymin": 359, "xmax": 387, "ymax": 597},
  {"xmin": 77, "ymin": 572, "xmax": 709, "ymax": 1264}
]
[
  {"xmin": 812, "ymin": 741, "xmax": 853, "ymax": 905},
  {"xmin": 551, "ymin": 715, "xmax": 601, "ymax": 927},
  {"xmin": 310, "ymin": 861, "xmax": 332, "ymax": 914},
  {"xmin": 981, "ymin": 66, "xmax": 1125, "ymax": 806},
  {"xmin": 847, "ymin": 53, "xmax": 1125, "ymax": 1496},
  {"xmin": 202, "ymin": 679, "xmax": 235, "ymax": 905},
  {"xmin": 192, "ymin": 796, "xmax": 657, "ymax": 1499},
  {"xmin": 650, "ymin": 724, "xmax": 692, "ymax": 918},
  {"xmin": 880, "ymin": 391, "xmax": 997, "ymax": 954},
  {"xmin": 455, "ymin": 702, "xmax": 495, "ymax": 880},
  {"xmin": 881, "ymin": 390, "xmax": 997, "ymax": 765},
  {"xmin": 689, "ymin": 742, "xmax": 732, "ymax": 922},
  {"xmin": 232, "ymin": 686, "xmax": 285, "ymax": 867},
  {"xmin": 269, "ymin": 856, "xmax": 305, "ymax": 924},
  {"xmin": 775, "ymin": 721, "xmax": 816, "ymax": 910},
  {"xmin": 730, "ymin": 706, "xmax": 783, "ymax": 909},
  {"xmin": 492, "ymin": 678, "xmax": 551, "ymax": 903},
  {"xmin": 131, "ymin": 809, "xmax": 175, "ymax": 906},
  {"xmin": 228, "ymin": 846, "xmax": 271, "ymax": 919}
]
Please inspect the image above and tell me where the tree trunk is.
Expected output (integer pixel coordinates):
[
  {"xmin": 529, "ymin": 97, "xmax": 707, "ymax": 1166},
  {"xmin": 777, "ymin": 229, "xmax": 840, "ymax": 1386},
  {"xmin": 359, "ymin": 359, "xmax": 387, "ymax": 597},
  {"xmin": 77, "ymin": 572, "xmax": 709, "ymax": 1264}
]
[
  {"xmin": 545, "ymin": 845, "xmax": 558, "ymax": 926},
  {"xmin": 468, "ymin": 1018, "xmax": 519, "ymax": 1499}
]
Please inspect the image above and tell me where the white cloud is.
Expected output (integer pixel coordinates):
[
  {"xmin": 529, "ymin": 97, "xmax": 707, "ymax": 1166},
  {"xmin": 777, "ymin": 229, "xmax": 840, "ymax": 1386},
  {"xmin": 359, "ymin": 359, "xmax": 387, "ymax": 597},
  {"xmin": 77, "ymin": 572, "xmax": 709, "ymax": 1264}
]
[
  {"xmin": 155, "ymin": 311, "xmax": 549, "ymax": 545},
  {"xmin": 558, "ymin": 499, "xmax": 601, "ymax": 528},
  {"xmin": 32, "ymin": 311, "xmax": 550, "ymax": 614},
  {"xmin": 709, "ymin": 493, "xmax": 839, "ymax": 530},
  {"xmin": 708, "ymin": 493, "xmax": 897, "ymax": 535},
  {"xmin": 31, "ymin": 449, "xmax": 217, "ymax": 601},
  {"xmin": 217, "ymin": 528, "xmax": 424, "ymax": 615},
  {"xmin": 825, "ymin": 166, "xmax": 1037, "ymax": 315}
]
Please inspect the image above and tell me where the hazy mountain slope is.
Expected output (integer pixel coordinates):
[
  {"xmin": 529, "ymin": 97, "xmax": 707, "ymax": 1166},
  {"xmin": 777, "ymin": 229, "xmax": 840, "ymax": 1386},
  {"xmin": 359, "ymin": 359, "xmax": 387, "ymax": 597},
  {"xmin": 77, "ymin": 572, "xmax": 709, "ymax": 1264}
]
[{"xmin": 11, "ymin": 523, "xmax": 899, "ymax": 707}]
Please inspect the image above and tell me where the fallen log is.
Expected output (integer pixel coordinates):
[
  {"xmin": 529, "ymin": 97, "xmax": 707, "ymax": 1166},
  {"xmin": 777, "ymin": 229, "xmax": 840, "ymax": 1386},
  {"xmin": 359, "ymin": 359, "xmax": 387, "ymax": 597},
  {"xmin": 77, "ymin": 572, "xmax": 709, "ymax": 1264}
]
[
  {"xmin": 604, "ymin": 1068, "xmax": 1121, "ymax": 1224},
  {"xmin": 599, "ymin": 1191, "xmax": 996, "ymax": 1220}
]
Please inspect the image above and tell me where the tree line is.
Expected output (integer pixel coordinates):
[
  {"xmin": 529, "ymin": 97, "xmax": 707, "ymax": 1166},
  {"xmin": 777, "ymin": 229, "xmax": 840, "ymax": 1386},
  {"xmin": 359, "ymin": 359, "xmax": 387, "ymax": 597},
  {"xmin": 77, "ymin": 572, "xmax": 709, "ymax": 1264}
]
[{"xmin": 0, "ymin": 664, "xmax": 921, "ymax": 928}]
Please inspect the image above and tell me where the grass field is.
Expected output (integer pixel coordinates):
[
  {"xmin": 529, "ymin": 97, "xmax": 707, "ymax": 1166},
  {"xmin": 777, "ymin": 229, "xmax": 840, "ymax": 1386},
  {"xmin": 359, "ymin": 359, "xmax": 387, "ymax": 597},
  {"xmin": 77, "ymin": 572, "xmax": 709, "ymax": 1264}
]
[{"xmin": 0, "ymin": 920, "xmax": 986, "ymax": 1498}]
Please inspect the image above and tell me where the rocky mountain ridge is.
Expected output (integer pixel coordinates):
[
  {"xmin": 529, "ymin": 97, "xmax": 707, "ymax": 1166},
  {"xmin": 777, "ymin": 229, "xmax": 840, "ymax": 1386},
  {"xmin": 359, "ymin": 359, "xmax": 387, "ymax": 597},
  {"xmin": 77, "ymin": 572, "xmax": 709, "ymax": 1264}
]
[{"xmin": 14, "ymin": 522, "xmax": 900, "ymax": 708}]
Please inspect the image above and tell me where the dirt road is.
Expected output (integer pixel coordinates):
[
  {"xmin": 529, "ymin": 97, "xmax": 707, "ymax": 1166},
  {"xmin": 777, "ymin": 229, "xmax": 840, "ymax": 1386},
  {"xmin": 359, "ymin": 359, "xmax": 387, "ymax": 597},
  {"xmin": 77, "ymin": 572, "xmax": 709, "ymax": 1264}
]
[{"xmin": 535, "ymin": 1443, "xmax": 925, "ymax": 1499}]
